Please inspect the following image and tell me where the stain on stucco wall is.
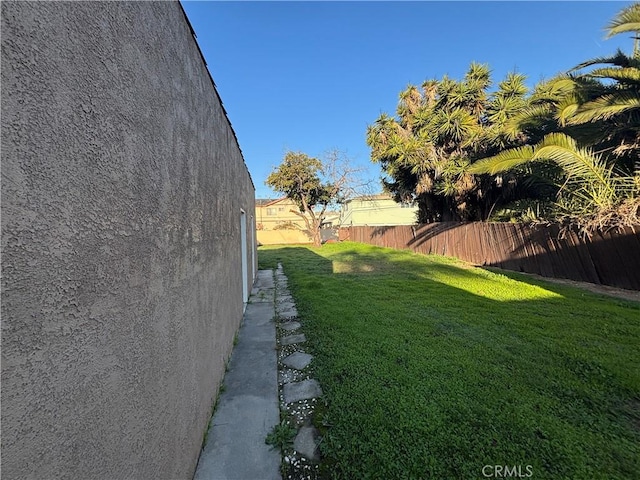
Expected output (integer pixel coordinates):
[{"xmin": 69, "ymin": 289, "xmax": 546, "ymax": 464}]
[{"xmin": 1, "ymin": 1, "xmax": 255, "ymax": 478}]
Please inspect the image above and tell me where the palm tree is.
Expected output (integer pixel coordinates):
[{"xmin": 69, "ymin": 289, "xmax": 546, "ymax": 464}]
[
  {"xmin": 605, "ymin": 3, "xmax": 640, "ymax": 56},
  {"xmin": 470, "ymin": 3, "xmax": 640, "ymax": 230},
  {"xmin": 471, "ymin": 133, "xmax": 634, "ymax": 208},
  {"xmin": 564, "ymin": 54, "xmax": 640, "ymax": 173},
  {"xmin": 367, "ymin": 63, "xmax": 539, "ymax": 222}
]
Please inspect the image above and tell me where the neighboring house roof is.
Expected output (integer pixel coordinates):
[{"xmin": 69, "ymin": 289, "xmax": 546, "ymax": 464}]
[
  {"xmin": 342, "ymin": 193, "xmax": 393, "ymax": 203},
  {"xmin": 256, "ymin": 197, "xmax": 339, "ymax": 213},
  {"xmin": 255, "ymin": 198, "xmax": 282, "ymax": 206}
]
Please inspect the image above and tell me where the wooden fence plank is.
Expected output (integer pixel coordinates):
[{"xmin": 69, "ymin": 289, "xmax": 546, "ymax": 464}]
[{"xmin": 339, "ymin": 223, "xmax": 640, "ymax": 290}]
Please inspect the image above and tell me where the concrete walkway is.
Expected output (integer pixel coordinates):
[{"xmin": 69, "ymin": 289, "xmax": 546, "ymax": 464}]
[{"xmin": 194, "ymin": 270, "xmax": 281, "ymax": 480}]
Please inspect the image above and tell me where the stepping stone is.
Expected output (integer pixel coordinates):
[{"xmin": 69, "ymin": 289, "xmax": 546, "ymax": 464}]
[
  {"xmin": 294, "ymin": 426, "xmax": 321, "ymax": 461},
  {"xmin": 282, "ymin": 352, "xmax": 313, "ymax": 370},
  {"xmin": 281, "ymin": 321, "xmax": 301, "ymax": 332},
  {"xmin": 278, "ymin": 305, "xmax": 298, "ymax": 318},
  {"xmin": 277, "ymin": 301, "xmax": 296, "ymax": 310},
  {"xmin": 281, "ymin": 334, "xmax": 306, "ymax": 346},
  {"xmin": 283, "ymin": 379, "xmax": 323, "ymax": 403}
]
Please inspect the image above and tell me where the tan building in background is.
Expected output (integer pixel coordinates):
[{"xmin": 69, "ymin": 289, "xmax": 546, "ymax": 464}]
[
  {"xmin": 256, "ymin": 198, "xmax": 306, "ymax": 231},
  {"xmin": 256, "ymin": 197, "xmax": 339, "ymax": 244}
]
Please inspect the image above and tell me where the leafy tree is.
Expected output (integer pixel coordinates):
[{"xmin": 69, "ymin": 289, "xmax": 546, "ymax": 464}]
[{"xmin": 266, "ymin": 150, "xmax": 361, "ymax": 246}]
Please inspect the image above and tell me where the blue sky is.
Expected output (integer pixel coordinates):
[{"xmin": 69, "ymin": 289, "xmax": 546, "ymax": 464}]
[{"xmin": 181, "ymin": 1, "xmax": 634, "ymax": 199}]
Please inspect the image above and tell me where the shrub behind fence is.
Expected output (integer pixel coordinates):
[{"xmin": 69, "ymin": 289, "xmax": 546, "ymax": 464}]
[{"xmin": 339, "ymin": 223, "xmax": 640, "ymax": 291}]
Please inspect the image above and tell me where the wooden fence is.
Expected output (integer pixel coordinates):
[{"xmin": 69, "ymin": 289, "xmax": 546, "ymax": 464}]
[{"xmin": 339, "ymin": 223, "xmax": 640, "ymax": 291}]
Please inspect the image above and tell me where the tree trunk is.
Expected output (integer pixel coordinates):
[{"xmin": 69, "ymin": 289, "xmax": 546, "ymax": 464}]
[
  {"xmin": 312, "ymin": 229, "xmax": 322, "ymax": 247},
  {"xmin": 311, "ymin": 218, "xmax": 322, "ymax": 247}
]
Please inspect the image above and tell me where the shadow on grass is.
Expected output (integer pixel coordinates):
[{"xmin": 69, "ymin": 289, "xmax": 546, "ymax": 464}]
[
  {"xmin": 262, "ymin": 243, "xmax": 637, "ymax": 304},
  {"xmin": 257, "ymin": 244, "xmax": 640, "ymax": 480}
]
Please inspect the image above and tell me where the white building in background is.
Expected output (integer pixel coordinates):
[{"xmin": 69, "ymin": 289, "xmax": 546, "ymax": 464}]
[{"xmin": 340, "ymin": 194, "xmax": 418, "ymax": 226}]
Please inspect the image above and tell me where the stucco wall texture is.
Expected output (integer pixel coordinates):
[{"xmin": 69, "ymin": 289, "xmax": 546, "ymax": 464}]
[{"xmin": 1, "ymin": 2, "xmax": 256, "ymax": 478}]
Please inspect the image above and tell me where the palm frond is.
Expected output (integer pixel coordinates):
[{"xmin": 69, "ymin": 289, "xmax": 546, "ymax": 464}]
[
  {"xmin": 434, "ymin": 108, "xmax": 479, "ymax": 143},
  {"xmin": 487, "ymin": 95, "xmax": 527, "ymax": 124},
  {"xmin": 469, "ymin": 145, "xmax": 536, "ymax": 174},
  {"xmin": 464, "ymin": 62, "xmax": 492, "ymax": 90},
  {"xmin": 471, "ymin": 133, "xmax": 616, "ymax": 202},
  {"xmin": 586, "ymin": 66, "xmax": 640, "ymax": 84},
  {"xmin": 497, "ymin": 103, "xmax": 555, "ymax": 141},
  {"xmin": 495, "ymin": 72, "xmax": 529, "ymax": 98},
  {"xmin": 571, "ymin": 49, "xmax": 634, "ymax": 71},
  {"xmin": 556, "ymin": 93, "xmax": 582, "ymax": 126},
  {"xmin": 566, "ymin": 91, "xmax": 640, "ymax": 124},
  {"xmin": 508, "ymin": 103, "xmax": 555, "ymax": 124},
  {"xmin": 532, "ymin": 133, "xmax": 614, "ymax": 195},
  {"xmin": 605, "ymin": 4, "xmax": 640, "ymax": 38}
]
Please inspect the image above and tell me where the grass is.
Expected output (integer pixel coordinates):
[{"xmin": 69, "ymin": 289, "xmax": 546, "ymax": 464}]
[
  {"xmin": 265, "ymin": 419, "xmax": 298, "ymax": 451},
  {"xmin": 201, "ymin": 382, "xmax": 226, "ymax": 451},
  {"xmin": 258, "ymin": 242, "xmax": 640, "ymax": 480}
]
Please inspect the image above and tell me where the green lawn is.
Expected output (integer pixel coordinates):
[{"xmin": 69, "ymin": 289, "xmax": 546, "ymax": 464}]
[{"xmin": 259, "ymin": 242, "xmax": 640, "ymax": 480}]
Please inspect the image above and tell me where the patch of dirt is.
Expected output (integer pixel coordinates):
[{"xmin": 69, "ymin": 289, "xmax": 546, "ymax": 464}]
[{"xmin": 506, "ymin": 271, "xmax": 640, "ymax": 303}]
